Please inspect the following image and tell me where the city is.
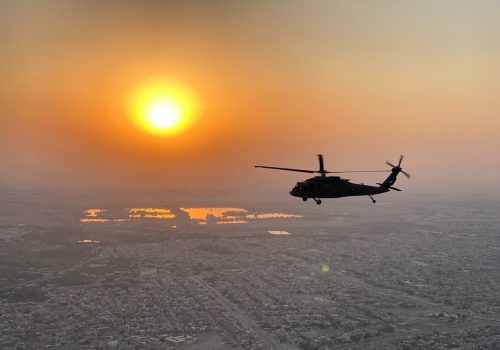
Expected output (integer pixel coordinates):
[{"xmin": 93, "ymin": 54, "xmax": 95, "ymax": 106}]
[{"xmin": 1, "ymin": 191, "xmax": 499, "ymax": 349}]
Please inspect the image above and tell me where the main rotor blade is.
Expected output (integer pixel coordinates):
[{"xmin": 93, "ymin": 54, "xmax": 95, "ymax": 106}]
[
  {"xmin": 401, "ymin": 170, "xmax": 411, "ymax": 179},
  {"xmin": 254, "ymin": 165, "xmax": 315, "ymax": 173},
  {"xmin": 325, "ymin": 170, "xmax": 390, "ymax": 173},
  {"xmin": 398, "ymin": 155, "xmax": 404, "ymax": 166},
  {"xmin": 318, "ymin": 154, "xmax": 325, "ymax": 174},
  {"xmin": 386, "ymin": 161, "xmax": 396, "ymax": 168}
]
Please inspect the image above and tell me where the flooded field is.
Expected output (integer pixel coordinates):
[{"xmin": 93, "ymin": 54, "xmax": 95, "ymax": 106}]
[{"xmin": 80, "ymin": 206, "xmax": 304, "ymax": 225}]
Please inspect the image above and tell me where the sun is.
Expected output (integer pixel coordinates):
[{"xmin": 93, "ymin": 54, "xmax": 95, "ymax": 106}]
[
  {"xmin": 147, "ymin": 100, "xmax": 181, "ymax": 130},
  {"xmin": 129, "ymin": 79, "xmax": 197, "ymax": 136}
]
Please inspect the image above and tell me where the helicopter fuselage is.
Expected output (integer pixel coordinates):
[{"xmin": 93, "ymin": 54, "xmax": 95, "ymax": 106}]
[{"xmin": 289, "ymin": 176, "xmax": 388, "ymax": 199}]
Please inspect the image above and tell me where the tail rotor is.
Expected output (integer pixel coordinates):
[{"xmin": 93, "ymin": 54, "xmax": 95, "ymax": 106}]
[
  {"xmin": 386, "ymin": 155, "xmax": 411, "ymax": 179},
  {"xmin": 378, "ymin": 155, "xmax": 410, "ymax": 190}
]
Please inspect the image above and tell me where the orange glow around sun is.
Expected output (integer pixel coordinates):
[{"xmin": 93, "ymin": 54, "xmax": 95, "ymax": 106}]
[{"xmin": 129, "ymin": 79, "xmax": 198, "ymax": 136}]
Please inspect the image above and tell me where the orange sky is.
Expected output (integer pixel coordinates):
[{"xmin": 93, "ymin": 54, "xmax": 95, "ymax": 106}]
[{"xmin": 1, "ymin": 1, "xmax": 499, "ymax": 194}]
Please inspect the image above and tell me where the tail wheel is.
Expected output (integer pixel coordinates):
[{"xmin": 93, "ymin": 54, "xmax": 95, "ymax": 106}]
[
  {"xmin": 316, "ymin": 199, "xmax": 322, "ymax": 205},
  {"xmin": 302, "ymin": 197, "xmax": 307, "ymax": 202}
]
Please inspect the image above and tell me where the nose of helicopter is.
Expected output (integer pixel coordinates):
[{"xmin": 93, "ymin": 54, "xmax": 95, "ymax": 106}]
[{"xmin": 289, "ymin": 184, "xmax": 301, "ymax": 197}]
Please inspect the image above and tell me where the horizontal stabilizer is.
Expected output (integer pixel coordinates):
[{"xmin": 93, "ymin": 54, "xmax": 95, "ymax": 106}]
[{"xmin": 377, "ymin": 183, "xmax": 402, "ymax": 191}]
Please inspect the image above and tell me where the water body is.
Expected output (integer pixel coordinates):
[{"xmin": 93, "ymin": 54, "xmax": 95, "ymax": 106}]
[
  {"xmin": 268, "ymin": 230, "xmax": 291, "ymax": 235},
  {"xmin": 80, "ymin": 207, "xmax": 304, "ymax": 226}
]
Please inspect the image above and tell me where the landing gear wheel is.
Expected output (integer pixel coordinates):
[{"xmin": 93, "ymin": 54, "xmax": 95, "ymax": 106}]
[
  {"xmin": 369, "ymin": 195, "xmax": 376, "ymax": 204},
  {"xmin": 302, "ymin": 197, "xmax": 307, "ymax": 202},
  {"xmin": 315, "ymin": 199, "xmax": 322, "ymax": 205}
]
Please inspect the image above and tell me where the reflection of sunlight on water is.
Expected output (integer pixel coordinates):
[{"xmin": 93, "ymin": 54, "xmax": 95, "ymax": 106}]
[
  {"xmin": 78, "ymin": 239, "xmax": 101, "ymax": 243},
  {"xmin": 268, "ymin": 230, "xmax": 290, "ymax": 235},
  {"xmin": 129, "ymin": 208, "xmax": 175, "ymax": 219},
  {"xmin": 216, "ymin": 220, "xmax": 247, "ymax": 224},
  {"xmin": 80, "ymin": 207, "xmax": 305, "ymax": 226},
  {"xmin": 247, "ymin": 213, "xmax": 304, "ymax": 219},
  {"xmin": 180, "ymin": 207, "xmax": 249, "ymax": 225},
  {"xmin": 143, "ymin": 214, "xmax": 175, "ymax": 219},
  {"xmin": 180, "ymin": 207, "xmax": 247, "ymax": 220},
  {"xmin": 80, "ymin": 218, "xmax": 110, "ymax": 223},
  {"xmin": 80, "ymin": 218, "xmax": 129, "ymax": 223},
  {"xmin": 84, "ymin": 209, "xmax": 106, "ymax": 217}
]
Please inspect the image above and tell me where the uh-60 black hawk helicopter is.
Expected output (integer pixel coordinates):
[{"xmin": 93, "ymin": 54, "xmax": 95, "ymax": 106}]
[{"xmin": 255, "ymin": 155, "xmax": 410, "ymax": 204}]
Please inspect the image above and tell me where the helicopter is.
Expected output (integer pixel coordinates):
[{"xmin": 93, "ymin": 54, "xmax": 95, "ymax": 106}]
[{"xmin": 255, "ymin": 155, "xmax": 410, "ymax": 204}]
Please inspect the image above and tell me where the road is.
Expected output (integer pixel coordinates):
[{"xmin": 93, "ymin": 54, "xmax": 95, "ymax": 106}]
[{"xmin": 191, "ymin": 276, "xmax": 294, "ymax": 350}]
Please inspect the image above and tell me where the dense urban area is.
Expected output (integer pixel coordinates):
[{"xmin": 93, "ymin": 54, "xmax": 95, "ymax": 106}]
[{"xmin": 1, "ymin": 191, "xmax": 499, "ymax": 349}]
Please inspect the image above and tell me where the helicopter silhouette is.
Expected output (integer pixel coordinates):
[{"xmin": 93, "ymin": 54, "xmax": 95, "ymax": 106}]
[{"xmin": 255, "ymin": 155, "xmax": 410, "ymax": 204}]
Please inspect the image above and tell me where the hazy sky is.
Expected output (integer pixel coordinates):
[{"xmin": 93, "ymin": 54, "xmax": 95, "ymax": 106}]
[{"xmin": 1, "ymin": 0, "xmax": 499, "ymax": 194}]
